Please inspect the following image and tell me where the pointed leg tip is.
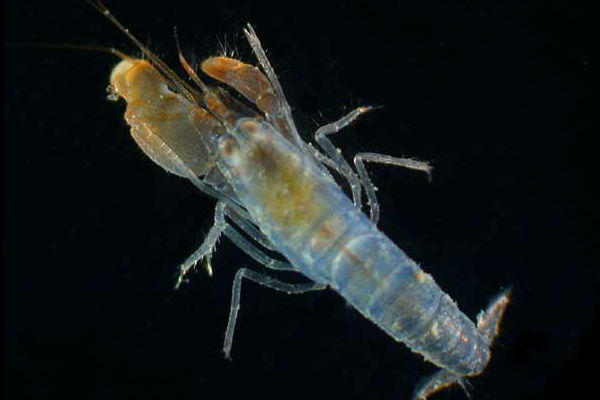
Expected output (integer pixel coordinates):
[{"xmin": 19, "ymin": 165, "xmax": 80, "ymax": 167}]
[
  {"xmin": 412, "ymin": 369, "xmax": 467, "ymax": 400},
  {"xmin": 492, "ymin": 285, "xmax": 513, "ymax": 310},
  {"xmin": 501, "ymin": 285, "xmax": 513, "ymax": 298}
]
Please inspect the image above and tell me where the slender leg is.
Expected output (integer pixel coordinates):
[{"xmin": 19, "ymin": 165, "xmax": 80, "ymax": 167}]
[
  {"xmin": 305, "ymin": 142, "xmax": 338, "ymax": 181},
  {"xmin": 225, "ymin": 206, "xmax": 276, "ymax": 251},
  {"xmin": 222, "ymin": 225, "xmax": 295, "ymax": 272},
  {"xmin": 176, "ymin": 202, "xmax": 295, "ymax": 289},
  {"xmin": 354, "ymin": 152, "xmax": 432, "ymax": 225},
  {"xmin": 219, "ymin": 205, "xmax": 294, "ymax": 271},
  {"xmin": 412, "ymin": 287, "xmax": 511, "ymax": 400},
  {"xmin": 314, "ymin": 107, "xmax": 376, "ymax": 209},
  {"xmin": 187, "ymin": 173, "xmax": 245, "ymax": 212},
  {"xmin": 176, "ymin": 202, "xmax": 227, "ymax": 288},
  {"xmin": 242, "ymin": 25, "xmax": 306, "ymax": 152},
  {"xmin": 223, "ymin": 267, "xmax": 326, "ymax": 359},
  {"xmin": 413, "ymin": 371, "xmax": 471, "ymax": 400}
]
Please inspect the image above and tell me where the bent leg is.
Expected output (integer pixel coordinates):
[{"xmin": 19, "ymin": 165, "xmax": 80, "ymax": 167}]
[
  {"xmin": 413, "ymin": 370, "xmax": 471, "ymax": 400},
  {"xmin": 176, "ymin": 202, "xmax": 295, "ymax": 289},
  {"xmin": 354, "ymin": 152, "xmax": 432, "ymax": 225},
  {"xmin": 223, "ymin": 268, "xmax": 326, "ymax": 359},
  {"xmin": 222, "ymin": 225, "xmax": 295, "ymax": 272},
  {"xmin": 176, "ymin": 202, "xmax": 228, "ymax": 288},
  {"xmin": 314, "ymin": 107, "xmax": 375, "ymax": 209}
]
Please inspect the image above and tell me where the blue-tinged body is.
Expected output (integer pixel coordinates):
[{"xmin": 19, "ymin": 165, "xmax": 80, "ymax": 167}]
[
  {"xmin": 100, "ymin": 3, "xmax": 510, "ymax": 395},
  {"xmin": 217, "ymin": 118, "xmax": 490, "ymax": 376}
]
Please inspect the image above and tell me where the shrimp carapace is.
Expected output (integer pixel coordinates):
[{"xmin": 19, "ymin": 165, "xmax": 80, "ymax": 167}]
[{"xmin": 109, "ymin": 58, "xmax": 221, "ymax": 177}]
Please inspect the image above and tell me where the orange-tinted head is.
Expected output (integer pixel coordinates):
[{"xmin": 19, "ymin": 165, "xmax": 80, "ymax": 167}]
[{"xmin": 109, "ymin": 58, "xmax": 166, "ymax": 102}]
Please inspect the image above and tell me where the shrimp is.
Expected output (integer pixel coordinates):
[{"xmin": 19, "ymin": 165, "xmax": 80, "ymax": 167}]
[{"xmin": 92, "ymin": 2, "xmax": 511, "ymax": 398}]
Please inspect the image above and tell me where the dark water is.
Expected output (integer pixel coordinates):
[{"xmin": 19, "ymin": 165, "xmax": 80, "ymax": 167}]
[{"xmin": 3, "ymin": 1, "xmax": 595, "ymax": 399}]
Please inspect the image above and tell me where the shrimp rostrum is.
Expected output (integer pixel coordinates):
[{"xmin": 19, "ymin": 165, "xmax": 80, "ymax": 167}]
[{"xmin": 95, "ymin": 3, "xmax": 511, "ymax": 398}]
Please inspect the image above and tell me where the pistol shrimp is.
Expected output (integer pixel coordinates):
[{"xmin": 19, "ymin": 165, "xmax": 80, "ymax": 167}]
[{"xmin": 92, "ymin": 2, "xmax": 511, "ymax": 398}]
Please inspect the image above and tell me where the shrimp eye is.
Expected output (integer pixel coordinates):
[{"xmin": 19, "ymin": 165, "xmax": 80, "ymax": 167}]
[{"xmin": 106, "ymin": 84, "xmax": 119, "ymax": 101}]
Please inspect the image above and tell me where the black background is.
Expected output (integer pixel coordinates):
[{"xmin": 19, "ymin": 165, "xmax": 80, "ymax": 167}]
[{"xmin": 3, "ymin": 1, "xmax": 596, "ymax": 399}]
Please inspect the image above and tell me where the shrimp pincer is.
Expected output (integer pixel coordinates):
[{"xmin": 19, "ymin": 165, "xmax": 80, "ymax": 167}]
[{"xmin": 93, "ymin": 2, "xmax": 511, "ymax": 398}]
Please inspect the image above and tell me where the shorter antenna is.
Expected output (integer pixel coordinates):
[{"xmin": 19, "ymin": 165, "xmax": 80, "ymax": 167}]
[{"xmin": 173, "ymin": 26, "xmax": 210, "ymax": 93}]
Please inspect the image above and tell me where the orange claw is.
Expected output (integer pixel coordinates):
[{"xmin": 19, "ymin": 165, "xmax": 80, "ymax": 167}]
[
  {"xmin": 202, "ymin": 56, "xmax": 295, "ymax": 140},
  {"xmin": 201, "ymin": 57, "xmax": 274, "ymax": 104},
  {"xmin": 201, "ymin": 57, "xmax": 281, "ymax": 118}
]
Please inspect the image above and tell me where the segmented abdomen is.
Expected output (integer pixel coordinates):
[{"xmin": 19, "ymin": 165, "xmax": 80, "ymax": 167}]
[
  {"xmin": 323, "ymin": 223, "xmax": 491, "ymax": 375},
  {"xmin": 218, "ymin": 118, "xmax": 490, "ymax": 375}
]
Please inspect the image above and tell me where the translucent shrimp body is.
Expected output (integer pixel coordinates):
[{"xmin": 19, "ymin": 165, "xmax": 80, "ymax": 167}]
[
  {"xmin": 96, "ymin": 3, "xmax": 511, "ymax": 397},
  {"xmin": 218, "ymin": 118, "xmax": 490, "ymax": 376}
]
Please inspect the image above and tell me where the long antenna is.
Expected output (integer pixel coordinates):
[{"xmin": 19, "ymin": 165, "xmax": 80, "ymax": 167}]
[
  {"xmin": 7, "ymin": 42, "xmax": 132, "ymax": 60},
  {"xmin": 88, "ymin": 1, "xmax": 199, "ymax": 102}
]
